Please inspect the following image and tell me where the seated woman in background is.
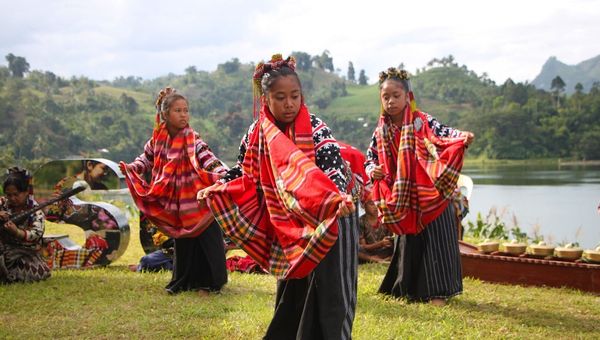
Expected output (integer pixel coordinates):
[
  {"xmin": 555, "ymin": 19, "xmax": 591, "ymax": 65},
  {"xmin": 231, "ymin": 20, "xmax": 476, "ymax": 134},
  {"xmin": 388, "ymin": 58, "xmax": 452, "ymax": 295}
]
[
  {"xmin": 131, "ymin": 231, "xmax": 174, "ymax": 273},
  {"xmin": 358, "ymin": 193, "xmax": 393, "ymax": 264},
  {"xmin": 0, "ymin": 167, "xmax": 51, "ymax": 284}
]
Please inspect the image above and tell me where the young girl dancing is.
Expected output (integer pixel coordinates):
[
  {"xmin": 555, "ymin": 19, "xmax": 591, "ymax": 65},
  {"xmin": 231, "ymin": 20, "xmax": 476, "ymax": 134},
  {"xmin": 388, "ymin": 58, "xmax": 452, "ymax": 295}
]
[
  {"xmin": 199, "ymin": 55, "xmax": 358, "ymax": 339},
  {"xmin": 120, "ymin": 87, "xmax": 228, "ymax": 295},
  {"xmin": 366, "ymin": 68, "xmax": 474, "ymax": 305}
]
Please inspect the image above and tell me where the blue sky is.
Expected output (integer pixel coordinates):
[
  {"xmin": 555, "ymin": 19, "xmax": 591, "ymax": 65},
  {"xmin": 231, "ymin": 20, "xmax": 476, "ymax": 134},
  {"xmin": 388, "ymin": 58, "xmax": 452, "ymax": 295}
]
[{"xmin": 1, "ymin": 0, "xmax": 599, "ymax": 83}]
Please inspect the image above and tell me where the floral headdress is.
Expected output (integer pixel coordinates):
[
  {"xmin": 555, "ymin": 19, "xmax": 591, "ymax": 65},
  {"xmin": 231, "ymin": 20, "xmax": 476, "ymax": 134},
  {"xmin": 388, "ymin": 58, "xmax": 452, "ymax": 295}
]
[
  {"xmin": 378, "ymin": 67, "xmax": 417, "ymax": 113},
  {"xmin": 252, "ymin": 54, "xmax": 297, "ymax": 117},
  {"xmin": 154, "ymin": 86, "xmax": 176, "ymax": 130}
]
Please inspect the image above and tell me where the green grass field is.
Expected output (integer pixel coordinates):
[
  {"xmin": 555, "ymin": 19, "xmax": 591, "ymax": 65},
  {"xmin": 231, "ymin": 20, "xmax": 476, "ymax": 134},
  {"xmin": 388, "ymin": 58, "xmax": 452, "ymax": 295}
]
[
  {"xmin": 322, "ymin": 84, "xmax": 380, "ymax": 118},
  {"xmin": 2, "ymin": 220, "xmax": 599, "ymax": 339}
]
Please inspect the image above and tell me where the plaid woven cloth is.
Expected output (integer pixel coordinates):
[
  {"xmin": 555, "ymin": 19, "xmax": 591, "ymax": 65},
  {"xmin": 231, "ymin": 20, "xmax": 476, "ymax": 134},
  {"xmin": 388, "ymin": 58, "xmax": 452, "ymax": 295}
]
[
  {"xmin": 373, "ymin": 107, "xmax": 466, "ymax": 235},
  {"xmin": 45, "ymin": 240, "xmax": 103, "ymax": 269},
  {"xmin": 122, "ymin": 123, "xmax": 221, "ymax": 238},
  {"xmin": 204, "ymin": 103, "xmax": 343, "ymax": 279}
]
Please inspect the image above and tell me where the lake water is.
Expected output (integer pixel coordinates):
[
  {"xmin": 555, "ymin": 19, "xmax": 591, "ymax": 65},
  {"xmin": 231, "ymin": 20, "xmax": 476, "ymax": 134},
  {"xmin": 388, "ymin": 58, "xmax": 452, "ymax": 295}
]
[{"xmin": 462, "ymin": 164, "xmax": 600, "ymax": 249}]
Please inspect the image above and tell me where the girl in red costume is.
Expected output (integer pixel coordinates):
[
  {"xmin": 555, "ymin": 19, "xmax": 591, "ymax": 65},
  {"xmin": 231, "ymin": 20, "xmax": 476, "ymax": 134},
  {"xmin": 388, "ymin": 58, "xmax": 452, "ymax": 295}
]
[
  {"xmin": 120, "ymin": 87, "xmax": 228, "ymax": 295},
  {"xmin": 199, "ymin": 55, "xmax": 358, "ymax": 339},
  {"xmin": 365, "ymin": 68, "xmax": 474, "ymax": 305}
]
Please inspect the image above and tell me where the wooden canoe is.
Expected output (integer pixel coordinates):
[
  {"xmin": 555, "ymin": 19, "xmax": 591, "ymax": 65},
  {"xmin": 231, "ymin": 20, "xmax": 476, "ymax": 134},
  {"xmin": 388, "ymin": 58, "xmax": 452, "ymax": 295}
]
[{"xmin": 459, "ymin": 241, "xmax": 600, "ymax": 294}]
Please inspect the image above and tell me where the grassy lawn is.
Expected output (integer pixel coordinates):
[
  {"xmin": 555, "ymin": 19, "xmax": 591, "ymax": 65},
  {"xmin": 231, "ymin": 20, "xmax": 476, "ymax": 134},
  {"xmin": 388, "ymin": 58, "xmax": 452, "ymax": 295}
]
[{"xmin": 2, "ymin": 220, "xmax": 599, "ymax": 339}]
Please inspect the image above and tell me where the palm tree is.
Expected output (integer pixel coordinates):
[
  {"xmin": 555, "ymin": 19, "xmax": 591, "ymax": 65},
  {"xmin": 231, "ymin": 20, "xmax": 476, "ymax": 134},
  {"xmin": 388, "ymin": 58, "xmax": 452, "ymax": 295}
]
[{"xmin": 551, "ymin": 76, "xmax": 566, "ymax": 109}]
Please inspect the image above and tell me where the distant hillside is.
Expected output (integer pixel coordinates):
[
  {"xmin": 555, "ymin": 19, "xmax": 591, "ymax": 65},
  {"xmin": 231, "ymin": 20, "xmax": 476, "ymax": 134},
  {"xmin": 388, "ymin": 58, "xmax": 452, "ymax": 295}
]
[
  {"xmin": 0, "ymin": 53, "xmax": 348, "ymax": 167},
  {"xmin": 531, "ymin": 55, "xmax": 600, "ymax": 94},
  {"xmin": 2, "ymin": 52, "xmax": 599, "ymax": 171}
]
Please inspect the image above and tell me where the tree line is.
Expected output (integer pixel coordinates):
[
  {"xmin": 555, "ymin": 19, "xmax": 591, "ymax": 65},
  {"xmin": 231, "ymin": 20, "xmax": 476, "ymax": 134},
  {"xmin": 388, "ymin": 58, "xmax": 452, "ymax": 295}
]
[{"xmin": 1, "ymin": 52, "xmax": 599, "ymax": 172}]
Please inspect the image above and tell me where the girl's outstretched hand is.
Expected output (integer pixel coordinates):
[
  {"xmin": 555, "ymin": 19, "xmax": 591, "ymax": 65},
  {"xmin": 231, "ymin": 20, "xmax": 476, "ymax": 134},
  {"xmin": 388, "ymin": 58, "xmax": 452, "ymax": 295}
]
[
  {"xmin": 197, "ymin": 189, "xmax": 211, "ymax": 210},
  {"xmin": 118, "ymin": 162, "xmax": 128, "ymax": 174},
  {"xmin": 463, "ymin": 132, "xmax": 475, "ymax": 146},
  {"xmin": 371, "ymin": 165, "xmax": 385, "ymax": 181},
  {"xmin": 338, "ymin": 193, "xmax": 356, "ymax": 217}
]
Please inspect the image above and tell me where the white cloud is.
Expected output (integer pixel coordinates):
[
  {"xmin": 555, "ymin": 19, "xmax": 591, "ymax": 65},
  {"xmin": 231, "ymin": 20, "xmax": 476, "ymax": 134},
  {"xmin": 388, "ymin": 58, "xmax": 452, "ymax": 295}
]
[{"xmin": 1, "ymin": 0, "xmax": 599, "ymax": 83}]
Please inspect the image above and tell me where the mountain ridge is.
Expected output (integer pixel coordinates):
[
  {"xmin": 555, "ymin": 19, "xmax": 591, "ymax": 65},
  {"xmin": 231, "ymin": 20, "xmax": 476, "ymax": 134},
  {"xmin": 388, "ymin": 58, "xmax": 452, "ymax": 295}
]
[{"xmin": 531, "ymin": 54, "xmax": 600, "ymax": 93}]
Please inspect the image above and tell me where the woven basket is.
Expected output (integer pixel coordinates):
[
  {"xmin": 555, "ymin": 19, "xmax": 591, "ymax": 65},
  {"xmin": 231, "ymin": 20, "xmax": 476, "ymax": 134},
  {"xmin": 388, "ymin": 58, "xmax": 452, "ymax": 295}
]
[
  {"xmin": 528, "ymin": 245, "xmax": 555, "ymax": 256},
  {"xmin": 554, "ymin": 247, "xmax": 583, "ymax": 260},
  {"xmin": 583, "ymin": 250, "xmax": 600, "ymax": 263},
  {"xmin": 477, "ymin": 241, "xmax": 499, "ymax": 253},
  {"xmin": 503, "ymin": 242, "xmax": 527, "ymax": 255}
]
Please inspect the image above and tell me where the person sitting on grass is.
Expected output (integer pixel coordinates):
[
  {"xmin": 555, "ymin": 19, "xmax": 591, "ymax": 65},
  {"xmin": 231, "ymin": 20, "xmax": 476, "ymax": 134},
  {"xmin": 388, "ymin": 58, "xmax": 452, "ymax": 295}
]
[
  {"xmin": 359, "ymin": 193, "xmax": 393, "ymax": 264},
  {"xmin": 130, "ymin": 230, "xmax": 174, "ymax": 272},
  {"xmin": 0, "ymin": 167, "xmax": 51, "ymax": 284}
]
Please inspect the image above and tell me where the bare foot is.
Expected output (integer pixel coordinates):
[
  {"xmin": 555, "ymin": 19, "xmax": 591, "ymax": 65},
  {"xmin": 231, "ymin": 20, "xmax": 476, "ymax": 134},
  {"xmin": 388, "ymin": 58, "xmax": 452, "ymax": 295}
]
[
  {"xmin": 128, "ymin": 264, "xmax": 138, "ymax": 272},
  {"xmin": 430, "ymin": 298, "xmax": 446, "ymax": 306},
  {"xmin": 197, "ymin": 290, "xmax": 210, "ymax": 297}
]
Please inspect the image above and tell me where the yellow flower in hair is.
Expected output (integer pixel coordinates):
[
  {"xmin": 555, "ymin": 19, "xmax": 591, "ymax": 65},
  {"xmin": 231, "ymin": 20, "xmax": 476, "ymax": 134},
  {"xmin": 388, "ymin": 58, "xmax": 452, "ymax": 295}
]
[
  {"xmin": 379, "ymin": 67, "xmax": 410, "ymax": 85},
  {"xmin": 152, "ymin": 230, "xmax": 169, "ymax": 246}
]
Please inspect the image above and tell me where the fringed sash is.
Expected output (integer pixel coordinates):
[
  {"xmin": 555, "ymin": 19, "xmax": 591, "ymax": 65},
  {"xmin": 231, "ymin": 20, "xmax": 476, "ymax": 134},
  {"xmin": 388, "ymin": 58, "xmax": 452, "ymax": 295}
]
[
  {"xmin": 373, "ymin": 107, "xmax": 465, "ymax": 234},
  {"xmin": 204, "ymin": 103, "xmax": 342, "ymax": 279},
  {"xmin": 122, "ymin": 123, "xmax": 221, "ymax": 238}
]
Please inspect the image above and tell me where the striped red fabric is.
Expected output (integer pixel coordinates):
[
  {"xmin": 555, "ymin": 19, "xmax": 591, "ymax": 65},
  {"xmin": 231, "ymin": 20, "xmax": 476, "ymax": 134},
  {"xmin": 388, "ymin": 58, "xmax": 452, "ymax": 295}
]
[
  {"xmin": 204, "ymin": 103, "xmax": 343, "ymax": 279},
  {"xmin": 122, "ymin": 123, "xmax": 221, "ymax": 238},
  {"xmin": 373, "ymin": 107, "xmax": 466, "ymax": 235}
]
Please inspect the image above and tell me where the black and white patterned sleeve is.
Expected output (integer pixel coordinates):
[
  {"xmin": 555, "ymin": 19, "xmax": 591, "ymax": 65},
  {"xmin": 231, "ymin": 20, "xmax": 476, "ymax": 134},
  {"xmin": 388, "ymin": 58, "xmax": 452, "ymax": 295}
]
[
  {"xmin": 23, "ymin": 205, "xmax": 45, "ymax": 244},
  {"xmin": 311, "ymin": 114, "xmax": 347, "ymax": 192},
  {"xmin": 423, "ymin": 112, "xmax": 462, "ymax": 138},
  {"xmin": 364, "ymin": 130, "xmax": 379, "ymax": 182},
  {"xmin": 220, "ymin": 121, "xmax": 256, "ymax": 183}
]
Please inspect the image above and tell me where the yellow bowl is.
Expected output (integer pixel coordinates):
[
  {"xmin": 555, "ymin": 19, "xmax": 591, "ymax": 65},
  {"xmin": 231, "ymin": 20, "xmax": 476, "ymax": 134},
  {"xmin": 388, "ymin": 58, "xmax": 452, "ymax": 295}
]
[
  {"xmin": 503, "ymin": 243, "xmax": 527, "ymax": 255},
  {"xmin": 528, "ymin": 245, "xmax": 555, "ymax": 256},
  {"xmin": 554, "ymin": 247, "xmax": 583, "ymax": 260},
  {"xmin": 582, "ymin": 250, "xmax": 600, "ymax": 263},
  {"xmin": 477, "ymin": 242, "xmax": 499, "ymax": 253}
]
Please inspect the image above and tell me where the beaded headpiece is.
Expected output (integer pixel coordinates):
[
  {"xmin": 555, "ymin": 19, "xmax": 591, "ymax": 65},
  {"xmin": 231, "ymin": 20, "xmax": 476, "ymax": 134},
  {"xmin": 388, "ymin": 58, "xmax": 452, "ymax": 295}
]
[
  {"xmin": 252, "ymin": 54, "xmax": 297, "ymax": 97},
  {"xmin": 378, "ymin": 67, "xmax": 410, "ymax": 85},
  {"xmin": 154, "ymin": 86, "xmax": 176, "ymax": 129},
  {"xmin": 378, "ymin": 67, "xmax": 417, "ymax": 113},
  {"xmin": 252, "ymin": 54, "xmax": 297, "ymax": 117}
]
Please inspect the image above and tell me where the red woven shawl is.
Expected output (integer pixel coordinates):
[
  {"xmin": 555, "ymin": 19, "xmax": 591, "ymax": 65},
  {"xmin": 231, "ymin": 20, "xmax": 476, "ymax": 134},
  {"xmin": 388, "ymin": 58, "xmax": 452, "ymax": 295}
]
[
  {"xmin": 373, "ymin": 107, "xmax": 466, "ymax": 235},
  {"xmin": 204, "ymin": 103, "xmax": 343, "ymax": 279},
  {"xmin": 122, "ymin": 123, "xmax": 221, "ymax": 238}
]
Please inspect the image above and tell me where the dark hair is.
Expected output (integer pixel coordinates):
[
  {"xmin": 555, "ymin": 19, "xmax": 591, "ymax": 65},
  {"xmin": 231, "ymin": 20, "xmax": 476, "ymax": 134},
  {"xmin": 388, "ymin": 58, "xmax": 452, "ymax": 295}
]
[
  {"xmin": 83, "ymin": 160, "xmax": 100, "ymax": 169},
  {"xmin": 379, "ymin": 77, "xmax": 409, "ymax": 92},
  {"xmin": 160, "ymin": 93, "xmax": 187, "ymax": 114},
  {"xmin": 3, "ymin": 167, "xmax": 30, "ymax": 193},
  {"xmin": 260, "ymin": 66, "xmax": 302, "ymax": 95}
]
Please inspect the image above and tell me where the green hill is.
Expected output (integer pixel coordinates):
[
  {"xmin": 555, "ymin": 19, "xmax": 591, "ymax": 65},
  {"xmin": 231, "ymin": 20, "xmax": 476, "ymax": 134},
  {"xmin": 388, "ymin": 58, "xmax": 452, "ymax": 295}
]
[{"xmin": 2, "ymin": 52, "xmax": 600, "ymax": 171}]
